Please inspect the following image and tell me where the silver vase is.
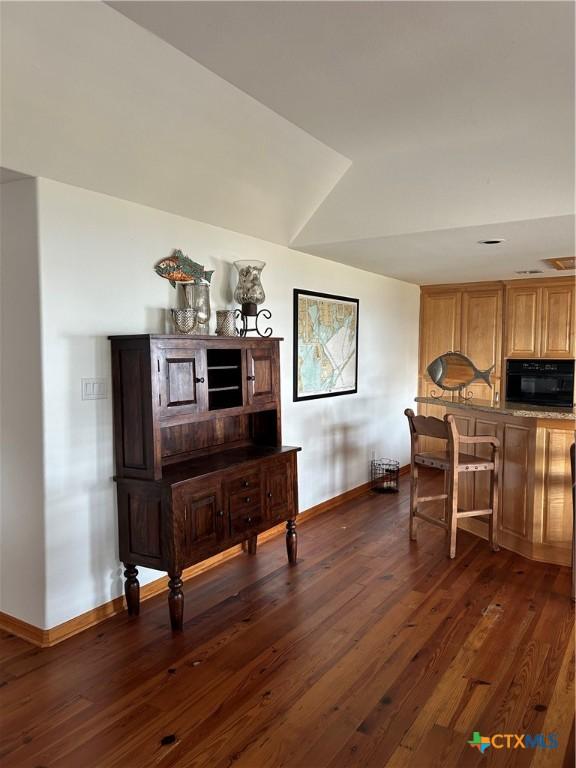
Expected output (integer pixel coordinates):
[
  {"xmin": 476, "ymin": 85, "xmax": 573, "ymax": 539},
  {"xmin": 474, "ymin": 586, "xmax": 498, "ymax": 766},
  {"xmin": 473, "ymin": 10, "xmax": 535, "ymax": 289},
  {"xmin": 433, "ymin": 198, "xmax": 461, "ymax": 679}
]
[
  {"xmin": 215, "ymin": 310, "xmax": 238, "ymax": 337},
  {"xmin": 171, "ymin": 308, "xmax": 198, "ymax": 335}
]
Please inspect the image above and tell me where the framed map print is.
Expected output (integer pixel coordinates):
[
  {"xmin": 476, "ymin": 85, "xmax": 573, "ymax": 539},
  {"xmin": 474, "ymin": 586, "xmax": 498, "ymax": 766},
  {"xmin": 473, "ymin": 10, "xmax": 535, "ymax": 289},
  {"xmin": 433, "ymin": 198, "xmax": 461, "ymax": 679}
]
[{"xmin": 293, "ymin": 289, "xmax": 359, "ymax": 401}]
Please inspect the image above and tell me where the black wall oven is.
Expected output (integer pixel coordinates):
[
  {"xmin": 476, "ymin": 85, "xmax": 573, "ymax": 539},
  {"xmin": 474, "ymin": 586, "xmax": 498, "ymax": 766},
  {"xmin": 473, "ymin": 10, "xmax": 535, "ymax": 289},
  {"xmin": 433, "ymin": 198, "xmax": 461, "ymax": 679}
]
[{"xmin": 506, "ymin": 359, "xmax": 575, "ymax": 408}]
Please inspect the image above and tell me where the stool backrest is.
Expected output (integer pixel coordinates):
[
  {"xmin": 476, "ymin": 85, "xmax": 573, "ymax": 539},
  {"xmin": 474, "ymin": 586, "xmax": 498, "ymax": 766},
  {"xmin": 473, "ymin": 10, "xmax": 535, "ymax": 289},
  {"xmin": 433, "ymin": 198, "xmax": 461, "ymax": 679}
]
[{"xmin": 404, "ymin": 409, "xmax": 459, "ymax": 453}]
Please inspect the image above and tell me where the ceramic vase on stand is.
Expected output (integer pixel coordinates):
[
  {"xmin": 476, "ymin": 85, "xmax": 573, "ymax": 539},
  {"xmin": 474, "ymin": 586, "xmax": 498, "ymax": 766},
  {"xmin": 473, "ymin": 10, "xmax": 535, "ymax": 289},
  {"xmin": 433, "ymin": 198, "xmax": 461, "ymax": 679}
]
[{"xmin": 233, "ymin": 260, "xmax": 272, "ymax": 337}]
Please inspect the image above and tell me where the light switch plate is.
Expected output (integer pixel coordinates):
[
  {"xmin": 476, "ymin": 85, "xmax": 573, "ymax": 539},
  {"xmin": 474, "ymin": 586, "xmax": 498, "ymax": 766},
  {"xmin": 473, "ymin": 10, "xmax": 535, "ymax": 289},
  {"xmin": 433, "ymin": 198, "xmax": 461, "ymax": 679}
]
[{"xmin": 81, "ymin": 378, "xmax": 108, "ymax": 400}]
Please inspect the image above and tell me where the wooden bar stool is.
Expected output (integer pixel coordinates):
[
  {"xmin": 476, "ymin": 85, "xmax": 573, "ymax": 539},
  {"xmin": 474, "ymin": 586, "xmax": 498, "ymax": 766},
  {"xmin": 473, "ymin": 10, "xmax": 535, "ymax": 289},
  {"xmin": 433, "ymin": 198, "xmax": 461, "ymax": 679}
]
[{"xmin": 404, "ymin": 409, "xmax": 501, "ymax": 559}]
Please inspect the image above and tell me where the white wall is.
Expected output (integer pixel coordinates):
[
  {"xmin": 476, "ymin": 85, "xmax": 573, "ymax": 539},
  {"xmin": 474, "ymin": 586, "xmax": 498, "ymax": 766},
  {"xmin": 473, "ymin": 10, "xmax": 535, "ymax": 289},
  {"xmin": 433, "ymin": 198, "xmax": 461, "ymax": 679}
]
[
  {"xmin": 0, "ymin": 179, "xmax": 46, "ymax": 625},
  {"xmin": 30, "ymin": 177, "xmax": 417, "ymax": 628}
]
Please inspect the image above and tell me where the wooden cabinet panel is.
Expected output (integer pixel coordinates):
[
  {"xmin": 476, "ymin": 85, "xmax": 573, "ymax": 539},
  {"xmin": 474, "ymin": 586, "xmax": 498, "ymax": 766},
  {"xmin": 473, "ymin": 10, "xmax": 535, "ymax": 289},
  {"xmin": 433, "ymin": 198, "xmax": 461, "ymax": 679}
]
[
  {"xmin": 461, "ymin": 288, "xmax": 502, "ymax": 398},
  {"xmin": 419, "ymin": 292, "xmax": 461, "ymax": 373},
  {"xmin": 541, "ymin": 284, "xmax": 574, "ymax": 358},
  {"xmin": 542, "ymin": 429, "xmax": 574, "ymax": 545},
  {"xmin": 505, "ymin": 286, "xmax": 541, "ymax": 358},
  {"xmin": 174, "ymin": 480, "xmax": 225, "ymax": 565},
  {"xmin": 473, "ymin": 418, "xmax": 500, "ymax": 513},
  {"xmin": 158, "ymin": 347, "xmax": 208, "ymax": 417},
  {"xmin": 117, "ymin": 482, "xmax": 164, "ymax": 568},
  {"xmin": 246, "ymin": 346, "xmax": 276, "ymax": 405},
  {"xmin": 501, "ymin": 424, "xmax": 531, "ymax": 536},
  {"xmin": 264, "ymin": 457, "xmax": 293, "ymax": 522}
]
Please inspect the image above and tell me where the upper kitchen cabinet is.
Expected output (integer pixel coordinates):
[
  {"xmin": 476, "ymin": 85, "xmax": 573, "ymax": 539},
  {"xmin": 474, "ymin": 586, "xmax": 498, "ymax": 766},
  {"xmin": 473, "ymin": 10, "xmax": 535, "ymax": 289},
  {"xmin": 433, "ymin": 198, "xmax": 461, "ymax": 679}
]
[
  {"xmin": 419, "ymin": 284, "xmax": 503, "ymax": 399},
  {"xmin": 460, "ymin": 287, "xmax": 503, "ymax": 398},
  {"xmin": 419, "ymin": 290, "xmax": 461, "ymax": 374},
  {"xmin": 505, "ymin": 279, "xmax": 575, "ymax": 359},
  {"xmin": 540, "ymin": 282, "xmax": 575, "ymax": 358}
]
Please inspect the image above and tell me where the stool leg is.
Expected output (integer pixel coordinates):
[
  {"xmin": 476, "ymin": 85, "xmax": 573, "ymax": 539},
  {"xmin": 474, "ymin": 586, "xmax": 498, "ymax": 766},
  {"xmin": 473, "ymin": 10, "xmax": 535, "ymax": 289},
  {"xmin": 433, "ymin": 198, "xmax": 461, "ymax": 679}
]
[
  {"xmin": 447, "ymin": 469, "xmax": 458, "ymax": 559},
  {"xmin": 409, "ymin": 463, "xmax": 418, "ymax": 541},
  {"xmin": 489, "ymin": 453, "xmax": 500, "ymax": 552}
]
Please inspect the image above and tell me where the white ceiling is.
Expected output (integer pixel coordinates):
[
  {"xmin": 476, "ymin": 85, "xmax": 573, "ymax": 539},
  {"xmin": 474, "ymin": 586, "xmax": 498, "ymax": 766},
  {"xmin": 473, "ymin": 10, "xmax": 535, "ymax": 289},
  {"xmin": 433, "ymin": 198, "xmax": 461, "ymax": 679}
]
[
  {"xmin": 111, "ymin": 1, "xmax": 575, "ymax": 283},
  {"xmin": 2, "ymin": 2, "xmax": 574, "ymax": 284},
  {"xmin": 1, "ymin": 2, "xmax": 348, "ymax": 246}
]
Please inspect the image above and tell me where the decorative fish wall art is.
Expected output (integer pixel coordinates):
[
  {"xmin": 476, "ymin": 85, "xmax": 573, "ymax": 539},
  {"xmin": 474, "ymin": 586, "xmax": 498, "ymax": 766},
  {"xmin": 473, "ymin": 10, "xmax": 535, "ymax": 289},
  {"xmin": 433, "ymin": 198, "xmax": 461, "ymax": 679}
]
[
  {"xmin": 427, "ymin": 352, "xmax": 494, "ymax": 391},
  {"xmin": 154, "ymin": 249, "xmax": 214, "ymax": 287}
]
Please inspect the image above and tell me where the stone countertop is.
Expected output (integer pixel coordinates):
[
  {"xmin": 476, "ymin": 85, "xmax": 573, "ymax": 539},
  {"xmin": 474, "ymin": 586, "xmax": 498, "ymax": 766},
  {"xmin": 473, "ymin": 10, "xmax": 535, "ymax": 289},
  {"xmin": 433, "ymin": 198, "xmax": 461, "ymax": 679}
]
[{"xmin": 415, "ymin": 396, "xmax": 576, "ymax": 421}]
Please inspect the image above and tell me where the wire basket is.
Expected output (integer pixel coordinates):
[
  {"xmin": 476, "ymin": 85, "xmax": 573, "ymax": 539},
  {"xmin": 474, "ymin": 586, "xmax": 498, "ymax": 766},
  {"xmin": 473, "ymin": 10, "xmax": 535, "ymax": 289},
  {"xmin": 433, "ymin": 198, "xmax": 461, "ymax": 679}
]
[{"xmin": 371, "ymin": 458, "xmax": 400, "ymax": 493}]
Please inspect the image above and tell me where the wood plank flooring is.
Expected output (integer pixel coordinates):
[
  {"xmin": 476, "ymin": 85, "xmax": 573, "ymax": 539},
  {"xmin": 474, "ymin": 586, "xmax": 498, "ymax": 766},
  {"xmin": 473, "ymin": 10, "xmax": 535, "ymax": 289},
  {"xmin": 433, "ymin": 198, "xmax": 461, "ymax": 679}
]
[{"xmin": 0, "ymin": 476, "xmax": 574, "ymax": 768}]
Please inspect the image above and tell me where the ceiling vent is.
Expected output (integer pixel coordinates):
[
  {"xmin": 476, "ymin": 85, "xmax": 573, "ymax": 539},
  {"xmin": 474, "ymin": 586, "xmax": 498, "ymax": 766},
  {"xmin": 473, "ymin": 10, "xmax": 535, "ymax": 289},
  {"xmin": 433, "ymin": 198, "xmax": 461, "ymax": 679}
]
[
  {"xmin": 543, "ymin": 257, "xmax": 576, "ymax": 271},
  {"xmin": 515, "ymin": 270, "xmax": 543, "ymax": 275}
]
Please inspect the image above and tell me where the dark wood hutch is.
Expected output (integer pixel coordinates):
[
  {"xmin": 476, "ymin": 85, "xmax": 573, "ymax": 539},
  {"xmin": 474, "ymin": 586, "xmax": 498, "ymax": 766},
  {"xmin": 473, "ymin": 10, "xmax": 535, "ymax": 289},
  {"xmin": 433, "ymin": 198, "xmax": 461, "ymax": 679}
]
[{"xmin": 109, "ymin": 334, "xmax": 301, "ymax": 631}]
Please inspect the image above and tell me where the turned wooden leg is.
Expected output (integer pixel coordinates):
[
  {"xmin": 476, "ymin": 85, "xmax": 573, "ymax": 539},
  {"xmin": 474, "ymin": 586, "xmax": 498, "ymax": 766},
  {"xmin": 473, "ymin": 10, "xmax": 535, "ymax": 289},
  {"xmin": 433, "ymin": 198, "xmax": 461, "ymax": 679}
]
[
  {"xmin": 286, "ymin": 519, "xmax": 297, "ymax": 564},
  {"xmin": 168, "ymin": 572, "xmax": 184, "ymax": 632},
  {"xmin": 123, "ymin": 564, "xmax": 140, "ymax": 616},
  {"xmin": 247, "ymin": 535, "xmax": 257, "ymax": 555}
]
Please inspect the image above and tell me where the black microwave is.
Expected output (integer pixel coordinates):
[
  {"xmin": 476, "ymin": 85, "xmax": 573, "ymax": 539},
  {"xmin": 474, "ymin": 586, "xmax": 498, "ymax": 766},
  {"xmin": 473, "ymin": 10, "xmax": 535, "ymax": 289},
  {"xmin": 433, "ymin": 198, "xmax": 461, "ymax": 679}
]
[{"xmin": 506, "ymin": 359, "xmax": 575, "ymax": 408}]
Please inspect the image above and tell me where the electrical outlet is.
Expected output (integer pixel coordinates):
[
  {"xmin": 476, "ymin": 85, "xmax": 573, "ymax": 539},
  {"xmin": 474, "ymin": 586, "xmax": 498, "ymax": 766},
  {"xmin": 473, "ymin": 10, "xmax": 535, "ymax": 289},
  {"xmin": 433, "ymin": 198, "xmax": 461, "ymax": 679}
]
[{"xmin": 81, "ymin": 378, "xmax": 108, "ymax": 400}]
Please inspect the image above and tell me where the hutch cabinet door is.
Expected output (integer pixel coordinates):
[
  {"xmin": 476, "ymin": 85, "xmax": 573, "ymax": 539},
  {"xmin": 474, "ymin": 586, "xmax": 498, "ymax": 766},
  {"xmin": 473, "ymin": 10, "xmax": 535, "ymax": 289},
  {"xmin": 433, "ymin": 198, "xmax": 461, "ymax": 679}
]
[
  {"xmin": 157, "ymin": 347, "xmax": 208, "ymax": 417},
  {"xmin": 264, "ymin": 457, "xmax": 293, "ymax": 522},
  {"xmin": 173, "ymin": 479, "xmax": 225, "ymax": 564},
  {"xmin": 540, "ymin": 283, "xmax": 575, "ymax": 358},
  {"xmin": 245, "ymin": 346, "xmax": 276, "ymax": 405},
  {"xmin": 504, "ymin": 285, "xmax": 541, "ymax": 358}
]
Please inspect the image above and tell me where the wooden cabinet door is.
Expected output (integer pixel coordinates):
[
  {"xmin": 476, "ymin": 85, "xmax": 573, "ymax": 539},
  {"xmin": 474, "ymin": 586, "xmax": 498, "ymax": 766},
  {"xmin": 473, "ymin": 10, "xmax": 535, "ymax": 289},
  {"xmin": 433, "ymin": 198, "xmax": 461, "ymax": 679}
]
[
  {"xmin": 158, "ymin": 347, "xmax": 208, "ymax": 418},
  {"xmin": 246, "ymin": 346, "xmax": 277, "ymax": 405},
  {"xmin": 505, "ymin": 286, "xmax": 541, "ymax": 358},
  {"xmin": 264, "ymin": 458, "xmax": 293, "ymax": 522},
  {"xmin": 500, "ymin": 423, "xmax": 531, "ymax": 537},
  {"xmin": 174, "ymin": 479, "xmax": 225, "ymax": 566},
  {"xmin": 460, "ymin": 288, "xmax": 503, "ymax": 399},
  {"xmin": 540, "ymin": 283, "xmax": 575, "ymax": 358},
  {"xmin": 540, "ymin": 428, "xmax": 574, "ymax": 547},
  {"xmin": 419, "ymin": 291, "xmax": 461, "ymax": 375}
]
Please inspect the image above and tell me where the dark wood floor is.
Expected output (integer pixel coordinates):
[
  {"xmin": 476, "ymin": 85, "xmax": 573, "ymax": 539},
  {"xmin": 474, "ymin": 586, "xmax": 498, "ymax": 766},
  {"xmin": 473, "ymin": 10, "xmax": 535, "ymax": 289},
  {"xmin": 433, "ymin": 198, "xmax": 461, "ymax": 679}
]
[{"xmin": 1, "ymin": 476, "xmax": 574, "ymax": 768}]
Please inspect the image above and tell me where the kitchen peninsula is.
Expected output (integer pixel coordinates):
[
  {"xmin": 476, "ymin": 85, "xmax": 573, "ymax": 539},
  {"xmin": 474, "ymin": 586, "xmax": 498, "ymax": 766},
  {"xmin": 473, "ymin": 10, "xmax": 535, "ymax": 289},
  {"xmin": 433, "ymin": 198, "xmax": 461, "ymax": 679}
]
[{"xmin": 416, "ymin": 395, "xmax": 575, "ymax": 565}]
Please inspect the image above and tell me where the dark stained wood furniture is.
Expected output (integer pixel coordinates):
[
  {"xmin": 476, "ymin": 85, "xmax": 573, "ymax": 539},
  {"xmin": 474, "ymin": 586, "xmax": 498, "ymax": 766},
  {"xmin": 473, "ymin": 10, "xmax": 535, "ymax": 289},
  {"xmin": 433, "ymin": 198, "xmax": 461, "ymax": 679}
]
[
  {"xmin": 109, "ymin": 334, "xmax": 300, "ymax": 631},
  {"xmin": 405, "ymin": 409, "xmax": 500, "ymax": 558}
]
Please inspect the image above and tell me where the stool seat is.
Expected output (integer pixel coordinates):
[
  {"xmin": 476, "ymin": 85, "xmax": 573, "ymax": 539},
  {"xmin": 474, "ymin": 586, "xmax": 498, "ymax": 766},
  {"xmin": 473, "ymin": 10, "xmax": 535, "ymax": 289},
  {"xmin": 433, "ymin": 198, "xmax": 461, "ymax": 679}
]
[{"xmin": 415, "ymin": 451, "xmax": 494, "ymax": 472}]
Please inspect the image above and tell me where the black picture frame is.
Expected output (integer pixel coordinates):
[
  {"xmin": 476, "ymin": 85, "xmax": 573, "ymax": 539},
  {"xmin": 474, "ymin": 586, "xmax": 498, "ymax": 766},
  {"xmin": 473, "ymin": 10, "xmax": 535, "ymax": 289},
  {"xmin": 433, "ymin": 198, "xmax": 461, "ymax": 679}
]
[{"xmin": 293, "ymin": 288, "xmax": 359, "ymax": 402}]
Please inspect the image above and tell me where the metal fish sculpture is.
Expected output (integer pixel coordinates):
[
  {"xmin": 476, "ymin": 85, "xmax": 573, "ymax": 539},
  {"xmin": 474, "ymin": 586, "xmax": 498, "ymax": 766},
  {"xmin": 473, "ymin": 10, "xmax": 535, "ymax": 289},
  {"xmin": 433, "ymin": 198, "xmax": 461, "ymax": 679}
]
[
  {"xmin": 427, "ymin": 352, "xmax": 494, "ymax": 391},
  {"xmin": 154, "ymin": 249, "xmax": 214, "ymax": 287}
]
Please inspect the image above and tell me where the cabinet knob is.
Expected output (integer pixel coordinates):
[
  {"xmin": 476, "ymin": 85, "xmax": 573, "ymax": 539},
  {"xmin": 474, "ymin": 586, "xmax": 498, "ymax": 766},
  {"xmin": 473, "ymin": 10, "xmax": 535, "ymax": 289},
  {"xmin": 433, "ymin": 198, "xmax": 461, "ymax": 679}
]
[
  {"xmin": 243, "ymin": 480, "xmax": 249, "ymax": 488},
  {"xmin": 245, "ymin": 497, "xmax": 251, "ymax": 503},
  {"xmin": 267, "ymin": 492, "xmax": 273, "ymax": 499},
  {"xmin": 195, "ymin": 377, "xmax": 205, "ymax": 384},
  {"xmin": 218, "ymin": 510, "xmax": 224, "ymax": 517},
  {"xmin": 247, "ymin": 375, "xmax": 256, "ymax": 381},
  {"xmin": 246, "ymin": 516, "xmax": 252, "ymax": 524}
]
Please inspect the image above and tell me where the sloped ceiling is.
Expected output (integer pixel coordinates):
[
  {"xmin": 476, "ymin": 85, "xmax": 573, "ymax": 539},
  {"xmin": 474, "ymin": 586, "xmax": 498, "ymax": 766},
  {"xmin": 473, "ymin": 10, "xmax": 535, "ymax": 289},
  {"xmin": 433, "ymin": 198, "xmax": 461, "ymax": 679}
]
[
  {"xmin": 111, "ymin": 0, "xmax": 575, "ymax": 282},
  {"xmin": 1, "ymin": 1, "xmax": 349, "ymax": 245},
  {"xmin": 2, "ymin": 1, "xmax": 574, "ymax": 283}
]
